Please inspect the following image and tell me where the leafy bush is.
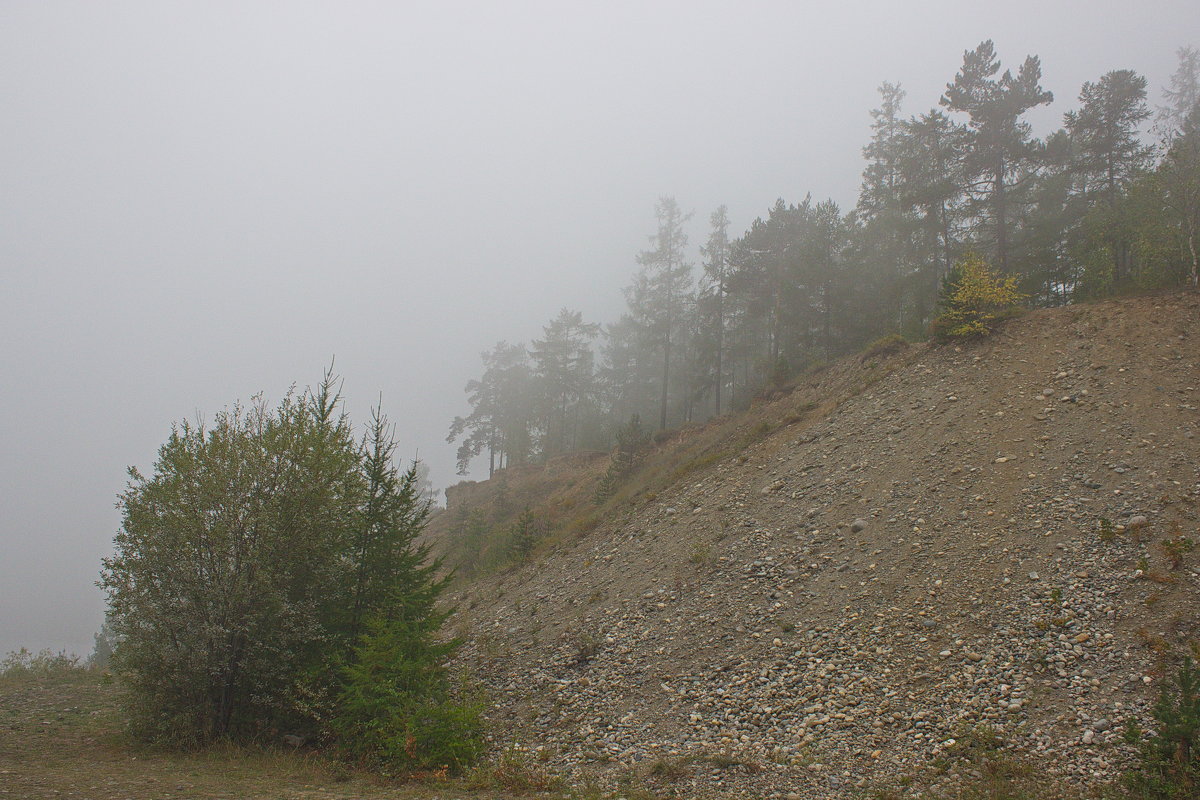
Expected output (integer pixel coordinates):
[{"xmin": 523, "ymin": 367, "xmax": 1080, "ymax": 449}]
[
  {"xmin": 99, "ymin": 371, "xmax": 481, "ymax": 771},
  {"xmin": 931, "ymin": 253, "xmax": 1026, "ymax": 340}
]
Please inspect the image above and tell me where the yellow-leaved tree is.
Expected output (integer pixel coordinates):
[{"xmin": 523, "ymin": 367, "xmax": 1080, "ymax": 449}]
[{"xmin": 931, "ymin": 253, "xmax": 1026, "ymax": 339}]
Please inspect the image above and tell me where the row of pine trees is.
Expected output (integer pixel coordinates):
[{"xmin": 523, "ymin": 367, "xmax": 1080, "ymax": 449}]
[{"xmin": 449, "ymin": 41, "xmax": 1200, "ymax": 477}]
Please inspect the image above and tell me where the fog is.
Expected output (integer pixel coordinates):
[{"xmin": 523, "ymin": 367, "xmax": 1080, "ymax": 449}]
[{"xmin": 1, "ymin": 0, "xmax": 1195, "ymax": 658}]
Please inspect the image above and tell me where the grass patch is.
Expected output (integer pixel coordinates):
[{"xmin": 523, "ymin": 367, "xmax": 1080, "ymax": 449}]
[
  {"xmin": 874, "ymin": 726, "xmax": 1085, "ymax": 799},
  {"xmin": 861, "ymin": 333, "xmax": 908, "ymax": 360},
  {"xmin": 689, "ymin": 542, "xmax": 713, "ymax": 566},
  {"xmin": 647, "ymin": 756, "xmax": 689, "ymax": 781},
  {"xmin": 467, "ymin": 748, "xmax": 563, "ymax": 793},
  {"xmin": 695, "ymin": 751, "xmax": 763, "ymax": 773},
  {"xmin": 669, "ymin": 449, "xmax": 728, "ymax": 483},
  {"xmin": 0, "ymin": 667, "xmax": 538, "ymax": 799}
]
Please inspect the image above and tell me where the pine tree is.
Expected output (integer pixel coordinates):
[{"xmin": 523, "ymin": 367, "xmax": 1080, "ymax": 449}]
[
  {"xmin": 447, "ymin": 341, "xmax": 534, "ymax": 476},
  {"xmin": 530, "ymin": 309, "xmax": 599, "ymax": 456},
  {"xmin": 1065, "ymin": 70, "xmax": 1153, "ymax": 287},
  {"xmin": 628, "ymin": 197, "xmax": 694, "ymax": 430},
  {"xmin": 894, "ymin": 110, "xmax": 971, "ymax": 328},
  {"xmin": 856, "ymin": 83, "xmax": 913, "ymax": 337},
  {"xmin": 1067, "ymin": 70, "xmax": 1153, "ymax": 205},
  {"xmin": 698, "ymin": 205, "xmax": 732, "ymax": 415},
  {"xmin": 1159, "ymin": 46, "xmax": 1200, "ymax": 140},
  {"xmin": 941, "ymin": 40, "xmax": 1053, "ymax": 273}
]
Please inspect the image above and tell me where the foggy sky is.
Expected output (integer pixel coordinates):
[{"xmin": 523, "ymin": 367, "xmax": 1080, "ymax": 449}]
[{"xmin": 2, "ymin": 1, "xmax": 1196, "ymax": 658}]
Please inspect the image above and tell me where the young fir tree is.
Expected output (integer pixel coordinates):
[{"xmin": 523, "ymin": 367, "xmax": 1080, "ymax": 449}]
[
  {"xmin": 1124, "ymin": 658, "xmax": 1200, "ymax": 798},
  {"xmin": 505, "ymin": 507, "xmax": 543, "ymax": 563}
]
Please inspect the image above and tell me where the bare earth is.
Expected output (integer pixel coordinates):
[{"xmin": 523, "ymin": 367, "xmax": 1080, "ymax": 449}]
[{"xmin": 437, "ymin": 292, "xmax": 1200, "ymax": 798}]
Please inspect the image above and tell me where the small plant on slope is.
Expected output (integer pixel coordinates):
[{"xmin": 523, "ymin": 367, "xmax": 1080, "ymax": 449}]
[
  {"xmin": 594, "ymin": 414, "xmax": 650, "ymax": 503},
  {"xmin": 931, "ymin": 252, "xmax": 1026, "ymax": 340},
  {"xmin": 1122, "ymin": 658, "xmax": 1200, "ymax": 798}
]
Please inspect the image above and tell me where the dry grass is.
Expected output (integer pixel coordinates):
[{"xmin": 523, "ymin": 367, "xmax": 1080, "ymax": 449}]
[
  {"xmin": 871, "ymin": 727, "xmax": 1090, "ymax": 800},
  {"xmin": 0, "ymin": 668, "xmax": 523, "ymax": 800}
]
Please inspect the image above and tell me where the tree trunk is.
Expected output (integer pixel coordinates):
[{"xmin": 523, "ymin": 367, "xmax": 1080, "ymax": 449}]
[
  {"xmin": 660, "ymin": 330, "xmax": 671, "ymax": 431},
  {"xmin": 994, "ymin": 163, "xmax": 1009, "ymax": 273},
  {"xmin": 1188, "ymin": 224, "xmax": 1198, "ymax": 288}
]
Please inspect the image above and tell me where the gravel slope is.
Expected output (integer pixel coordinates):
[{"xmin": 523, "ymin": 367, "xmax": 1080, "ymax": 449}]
[{"xmin": 440, "ymin": 293, "xmax": 1200, "ymax": 798}]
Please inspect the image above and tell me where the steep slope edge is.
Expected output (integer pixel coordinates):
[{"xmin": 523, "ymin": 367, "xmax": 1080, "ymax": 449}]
[{"xmin": 439, "ymin": 294, "xmax": 1200, "ymax": 798}]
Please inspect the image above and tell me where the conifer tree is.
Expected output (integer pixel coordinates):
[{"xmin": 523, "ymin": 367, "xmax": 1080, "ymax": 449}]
[
  {"xmin": 447, "ymin": 342, "xmax": 534, "ymax": 475},
  {"xmin": 941, "ymin": 40, "xmax": 1053, "ymax": 273},
  {"xmin": 628, "ymin": 197, "xmax": 694, "ymax": 430},
  {"xmin": 1065, "ymin": 70, "xmax": 1153, "ymax": 287},
  {"xmin": 1157, "ymin": 104, "xmax": 1200, "ymax": 287},
  {"xmin": 698, "ymin": 205, "xmax": 732, "ymax": 415},
  {"xmin": 530, "ymin": 309, "xmax": 599, "ymax": 456},
  {"xmin": 1159, "ymin": 46, "xmax": 1200, "ymax": 140}
]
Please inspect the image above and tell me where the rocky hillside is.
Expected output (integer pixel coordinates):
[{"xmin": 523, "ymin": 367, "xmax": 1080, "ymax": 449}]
[{"xmin": 433, "ymin": 293, "xmax": 1200, "ymax": 798}]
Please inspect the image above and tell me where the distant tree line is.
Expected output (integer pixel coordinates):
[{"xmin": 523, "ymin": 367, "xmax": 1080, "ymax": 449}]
[{"xmin": 449, "ymin": 42, "xmax": 1200, "ymax": 475}]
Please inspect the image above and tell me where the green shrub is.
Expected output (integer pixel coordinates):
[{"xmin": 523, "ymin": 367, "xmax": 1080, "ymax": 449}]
[
  {"xmin": 0, "ymin": 648, "xmax": 83, "ymax": 677},
  {"xmin": 573, "ymin": 632, "xmax": 601, "ymax": 666},
  {"xmin": 332, "ymin": 616, "xmax": 485, "ymax": 774},
  {"xmin": 689, "ymin": 542, "xmax": 713, "ymax": 566},
  {"xmin": 1161, "ymin": 537, "xmax": 1195, "ymax": 570},
  {"xmin": 1121, "ymin": 658, "xmax": 1200, "ymax": 798}
]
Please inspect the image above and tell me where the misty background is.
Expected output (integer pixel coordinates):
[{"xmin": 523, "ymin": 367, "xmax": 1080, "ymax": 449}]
[{"xmin": 2, "ymin": 0, "xmax": 1196, "ymax": 658}]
